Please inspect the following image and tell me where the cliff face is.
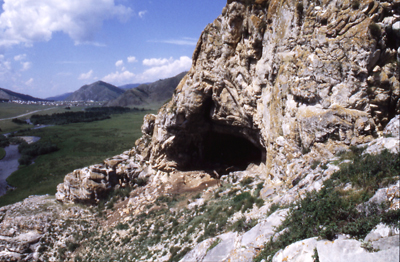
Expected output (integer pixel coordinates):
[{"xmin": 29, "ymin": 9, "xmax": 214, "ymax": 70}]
[{"xmin": 140, "ymin": 0, "xmax": 399, "ymax": 177}]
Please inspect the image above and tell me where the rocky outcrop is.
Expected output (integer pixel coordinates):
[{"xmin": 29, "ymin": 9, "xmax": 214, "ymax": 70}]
[
  {"xmin": 55, "ymin": 150, "xmax": 143, "ymax": 203},
  {"xmin": 135, "ymin": 0, "xmax": 400, "ymax": 182}
]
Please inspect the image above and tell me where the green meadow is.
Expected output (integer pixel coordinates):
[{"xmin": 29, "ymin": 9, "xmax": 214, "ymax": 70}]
[
  {"xmin": 0, "ymin": 109, "xmax": 154, "ymax": 207},
  {"xmin": 0, "ymin": 103, "xmax": 87, "ymax": 134}
]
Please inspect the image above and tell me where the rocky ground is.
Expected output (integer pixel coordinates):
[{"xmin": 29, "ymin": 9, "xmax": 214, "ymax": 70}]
[{"xmin": 0, "ymin": 116, "xmax": 398, "ymax": 261}]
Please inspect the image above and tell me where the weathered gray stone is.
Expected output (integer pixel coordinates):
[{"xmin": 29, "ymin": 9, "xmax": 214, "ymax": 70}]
[
  {"xmin": 241, "ymin": 209, "xmax": 288, "ymax": 248},
  {"xmin": 317, "ymin": 237, "xmax": 399, "ymax": 262},
  {"xmin": 202, "ymin": 232, "xmax": 237, "ymax": 262},
  {"xmin": 272, "ymin": 237, "xmax": 318, "ymax": 262},
  {"xmin": 393, "ymin": 21, "xmax": 400, "ymax": 37},
  {"xmin": 383, "ymin": 115, "xmax": 400, "ymax": 138},
  {"xmin": 371, "ymin": 235, "xmax": 400, "ymax": 252},
  {"xmin": 365, "ymin": 223, "xmax": 400, "ymax": 242}
]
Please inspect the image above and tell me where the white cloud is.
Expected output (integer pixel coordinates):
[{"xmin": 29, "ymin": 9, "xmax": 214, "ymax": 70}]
[
  {"xmin": 143, "ymin": 57, "xmax": 173, "ymax": 67},
  {"xmin": 79, "ymin": 69, "xmax": 93, "ymax": 80},
  {"xmin": 21, "ymin": 61, "xmax": 31, "ymax": 71},
  {"xmin": 140, "ymin": 56, "xmax": 191, "ymax": 81},
  {"xmin": 14, "ymin": 54, "xmax": 27, "ymax": 61},
  {"xmin": 115, "ymin": 60, "xmax": 124, "ymax": 67},
  {"xmin": 127, "ymin": 56, "xmax": 137, "ymax": 63},
  {"xmin": 25, "ymin": 78, "xmax": 33, "ymax": 86},
  {"xmin": 0, "ymin": 0, "xmax": 133, "ymax": 47},
  {"xmin": 102, "ymin": 56, "xmax": 191, "ymax": 85},
  {"xmin": 102, "ymin": 70, "xmax": 135, "ymax": 84},
  {"xmin": 149, "ymin": 37, "xmax": 198, "ymax": 46},
  {"xmin": 138, "ymin": 10, "xmax": 147, "ymax": 18}
]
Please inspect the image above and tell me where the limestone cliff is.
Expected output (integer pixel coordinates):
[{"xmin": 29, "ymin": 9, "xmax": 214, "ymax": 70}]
[
  {"xmin": 2, "ymin": 0, "xmax": 400, "ymax": 261},
  {"xmin": 136, "ymin": 0, "xmax": 399, "ymax": 180}
]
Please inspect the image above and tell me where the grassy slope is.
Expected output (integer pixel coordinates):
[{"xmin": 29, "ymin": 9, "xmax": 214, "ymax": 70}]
[{"xmin": 0, "ymin": 110, "xmax": 154, "ymax": 206}]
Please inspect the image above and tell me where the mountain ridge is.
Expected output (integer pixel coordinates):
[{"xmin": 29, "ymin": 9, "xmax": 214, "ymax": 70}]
[
  {"xmin": 105, "ymin": 71, "xmax": 187, "ymax": 108},
  {"xmin": 0, "ymin": 87, "xmax": 48, "ymax": 101},
  {"xmin": 65, "ymin": 81, "xmax": 124, "ymax": 102}
]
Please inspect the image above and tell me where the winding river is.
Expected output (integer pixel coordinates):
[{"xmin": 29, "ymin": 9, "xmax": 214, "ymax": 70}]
[
  {"xmin": 0, "ymin": 136, "xmax": 41, "ymax": 196},
  {"xmin": 0, "ymin": 145, "xmax": 20, "ymax": 196}
]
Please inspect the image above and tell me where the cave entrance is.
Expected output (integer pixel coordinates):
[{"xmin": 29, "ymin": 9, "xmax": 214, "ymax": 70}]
[
  {"xmin": 202, "ymin": 130, "xmax": 263, "ymax": 172},
  {"xmin": 171, "ymin": 127, "xmax": 264, "ymax": 174},
  {"xmin": 167, "ymin": 96, "xmax": 264, "ymax": 174}
]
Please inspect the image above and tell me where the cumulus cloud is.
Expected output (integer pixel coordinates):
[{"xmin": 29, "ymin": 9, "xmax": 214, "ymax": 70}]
[
  {"xmin": 115, "ymin": 60, "xmax": 124, "ymax": 67},
  {"xmin": 143, "ymin": 57, "xmax": 173, "ymax": 67},
  {"xmin": 14, "ymin": 54, "xmax": 27, "ymax": 61},
  {"xmin": 127, "ymin": 56, "xmax": 137, "ymax": 63},
  {"xmin": 0, "ymin": 0, "xmax": 133, "ymax": 47},
  {"xmin": 138, "ymin": 10, "xmax": 147, "ymax": 18},
  {"xmin": 102, "ymin": 70, "xmax": 135, "ymax": 84},
  {"xmin": 21, "ymin": 61, "xmax": 31, "ymax": 71},
  {"xmin": 103, "ymin": 56, "xmax": 191, "ymax": 85},
  {"xmin": 140, "ymin": 56, "xmax": 191, "ymax": 81},
  {"xmin": 79, "ymin": 69, "xmax": 93, "ymax": 80}
]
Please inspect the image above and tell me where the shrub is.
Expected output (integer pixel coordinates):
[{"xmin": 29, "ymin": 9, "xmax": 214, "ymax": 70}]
[
  {"xmin": 331, "ymin": 149, "xmax": 399, "ymax": 194},
  {"xmin": 135, "ymin": 177, "xmax": 148, "ymax": 187},
  {"xmin": 67, "ymin": 241, "xmax": 80, "ymax": 252},
  {"xmin": 115, "ymin": 222, "xmax": 129, "ymax": 230},
  {"xmin": 17, "ymin": 140, "xmax": 59, "ymax": 166},
  {"xmin": 233, "ymin": 192, "xmax": 256, "ymax": 212},
  {"xmin": 12, "ymin": 118, "xmax": 26, "ymax": 124},
  {"xmin": 311, "ymin": 160, "xmax": 320, "ymax": 169},
  {"xmin": 369, "ymin": 23, "xmax": 381, "ymax": 38},
  {"xmin": 256, "ymin": 198, "xmax": 264, "ymax": 207},
  {"xmin": 18, "ymin": 154, "xmax": 33, "ymax": 166},
  {"xmin": 0, "ymin": 134, "xmax": 9, "ymax": 148}
]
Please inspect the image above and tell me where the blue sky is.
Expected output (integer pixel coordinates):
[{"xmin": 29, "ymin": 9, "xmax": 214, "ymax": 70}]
[{"xmin": 0, "ymin": 0, "xmax": 226, "ymax": 98}]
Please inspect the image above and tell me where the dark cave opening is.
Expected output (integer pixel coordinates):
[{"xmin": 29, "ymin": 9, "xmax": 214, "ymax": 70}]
[
  {"xmin": 201, "ymin": 130, "xmax": 263, "ymax": 172},
  {"xmin": 167, "ymin": 95, "xmax": 264, "ymax": 174},
  {"xmin": 172, "ymin": 127, "xmax": 264, "ymax": 174}
]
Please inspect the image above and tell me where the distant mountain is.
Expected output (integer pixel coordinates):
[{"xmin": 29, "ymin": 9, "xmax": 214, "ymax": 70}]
[
  {"xmin": 0, "ymin": 87, "xmax": 47, "ymax": 101},
  {"xmin": 118, "ymin": 83, "xmax": 147, "ymax": 90},
  {"xmin": 106, "ymin": 72, "xmax": 187, "ymax": 108},
  {"xmin": 65, "ymin": 81, "xmax": 124, "ymax": 102},
  {"xmin": 46, "ymin": 92, "xmax": 74, "ymax": 101}
]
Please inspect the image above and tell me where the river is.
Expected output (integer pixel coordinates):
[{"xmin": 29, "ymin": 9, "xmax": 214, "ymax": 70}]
[
  {"xmin": 0, "ymin": 145, "xmax": 20, "ymax": 196},
  {"xmin": 0, "ymin": 136, "xmax": 41, "ymax": 197}
]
